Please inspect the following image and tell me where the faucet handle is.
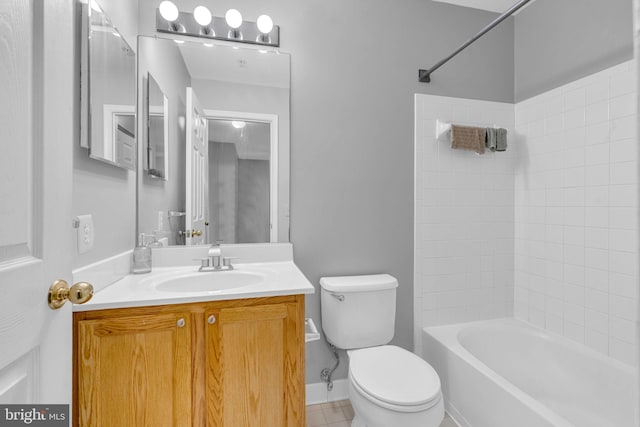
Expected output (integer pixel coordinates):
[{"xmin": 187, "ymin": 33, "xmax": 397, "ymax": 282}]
[
  {"xmin": 222, "ymin": 257, "xmax": 237, "ymax": 269},
  {"xmin": 194, "ymin": 258, "xmax": 210, "ymax": 270}
]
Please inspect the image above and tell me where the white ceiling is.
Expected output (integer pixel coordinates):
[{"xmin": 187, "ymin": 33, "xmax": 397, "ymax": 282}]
[{"xmin": 431, "ymin": 0, "xmax": 532, "ymax": 14}]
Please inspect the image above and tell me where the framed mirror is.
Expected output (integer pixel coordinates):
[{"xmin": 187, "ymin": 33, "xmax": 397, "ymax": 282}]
[
  {"xmin": 146, "ymin": 73, "xmax": 169, "ymax": 180},
  {"xmin": 137, "ymin": 36, "xmax": 290, "ymax": 246},
  {"xmin": 80, "ymin": 0, "xmax": 136, "ymax": 170}
]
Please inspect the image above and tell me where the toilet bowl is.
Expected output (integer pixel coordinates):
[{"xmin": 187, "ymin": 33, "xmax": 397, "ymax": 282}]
[{"xmin": 347, "ymin": 345, "xmax": 444, "ymax": 427}]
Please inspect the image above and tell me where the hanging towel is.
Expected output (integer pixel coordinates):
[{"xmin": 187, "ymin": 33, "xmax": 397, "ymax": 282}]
[
  {"xmin": 486, "ymin": 128, "xmax": 497, "ymax": 151},
  {"xmin": 451, "ymin": 125, "xmax": 486, "ymax": 154},
  {"xmin": 496, "ymin": 128, "xmax": 508, "ymax": 151}
]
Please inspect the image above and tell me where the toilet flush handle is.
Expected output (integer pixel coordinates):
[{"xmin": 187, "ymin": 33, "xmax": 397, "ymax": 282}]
[{"xmin": 330, "ymin": 293, "xmax": 345, "ymax": 302}]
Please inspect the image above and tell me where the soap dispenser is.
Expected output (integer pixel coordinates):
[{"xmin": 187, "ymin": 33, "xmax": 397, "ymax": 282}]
[{"xmin": 132, "ymin": 233, "xmax": 152, "ymax": 274}]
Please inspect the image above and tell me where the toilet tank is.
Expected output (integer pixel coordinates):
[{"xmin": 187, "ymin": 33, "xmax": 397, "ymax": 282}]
[{"xmin": 320, "ymin": 274, "xmax": 398, "ymax": 350}]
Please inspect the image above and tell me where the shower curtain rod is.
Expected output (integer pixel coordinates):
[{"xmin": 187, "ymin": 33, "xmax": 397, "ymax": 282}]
[{"xmin": 419, "ymin": 0, "xmax": 533, "ymax": 83}]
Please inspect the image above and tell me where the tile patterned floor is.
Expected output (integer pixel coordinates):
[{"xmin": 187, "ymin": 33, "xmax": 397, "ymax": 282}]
[{"xmin": 306, "ymin": 400, "xmax": 458, "ymax": 427}]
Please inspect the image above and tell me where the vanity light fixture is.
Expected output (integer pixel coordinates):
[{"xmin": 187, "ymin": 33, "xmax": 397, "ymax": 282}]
[
  {"xmin": 225, "ymin": 9, "xmax": 243, "ymax": 40},
  {"xmin": 159, "ymin": 1, "xmax": 185, "ymax": 32},
  {"xmin": 193, "ymin": 5, "xmax": 214, "ymax": 35},
  {"xmin": 256, "ymin": 14, "xmax": 273, "ymax": 43},
  {"xmin": 231, "ymin": 121, "xmax": 246, "ymax": 129},
  {"xmin": 155, "ymin": 3, "xmax": 279, "ymax": 47}
]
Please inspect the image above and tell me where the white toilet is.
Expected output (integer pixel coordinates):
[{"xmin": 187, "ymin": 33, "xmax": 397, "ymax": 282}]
[{"xmin": 320, "ymin": 274, "xmax": 444, "ymax": 427}]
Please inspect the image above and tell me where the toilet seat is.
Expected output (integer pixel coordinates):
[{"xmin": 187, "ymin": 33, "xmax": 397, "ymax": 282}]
[{"xmin": 348, "ymin": 345, "xmax": 442, "ymax": 413}]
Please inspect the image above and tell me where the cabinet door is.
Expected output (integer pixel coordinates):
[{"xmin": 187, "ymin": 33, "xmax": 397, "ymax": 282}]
[
  {"xmin": 206, "ymin": 300, "xmax": 304, "ymax": 427},
  {"xmin": 77, "ymin": 313, "xmax": 193, "ymax": 427}
]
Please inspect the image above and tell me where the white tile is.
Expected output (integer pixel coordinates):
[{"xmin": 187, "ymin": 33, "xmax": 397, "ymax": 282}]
[
  {"xmin": 584, "ymin": 143, "xmax": 609, "ymax": 166},
  {"xmin": 585, "ymin": 79, "xmax": 609, "ymax": 104},
  {"xmin": 584, "ymin": 186, "xmax": 609, "ymax": 207},
  {"xmin": 609, "ymin": 251, "xmax": 638, "ymax": 276},
  {"xmin": 609, "ymin": 93, "xmax": 636, "ymax": 119},
  {"xmin": 609, "ymin": 272, "xmax": 638, "ymax": 299},
  {"xmin": 609, "ymin": 207, "xmax": 637, "ymax": 230},
  {"xmin": 609, "ymin": 228, "xmax": 637, "ymax": 253},
  {"xmin": 564, "ymin": 87, "xmax": 586, "ymax": 111},
  {"xmin": 564, "ymin": 244, "xmax": 585, "ymax": 266},
  {"xmin": 609, "ymin": 337, "xmax": 637, "ymax": 365},
  {"xmin": 585, "ymin": 247, "xmax": 609, "ymax": 271},
  {"xmin": 563, "ymin": 226, "xmax": 584, "ymax": 246},
  {"xmin": 585, "ymin": 227, "xmax": 609, "ymax": 249},
  {"xmin": 585, "ymin": 122, "xmax": 609, "ymax": 146},
  {"xmin": 563, "ymin": 264, "xmax": 585, "ymax": 286},
  {"xmin": 610, "ymin": 161, "xmax": 637, "ymax": 185},
  {"xmin": 584, "ymin": 164, "xmax": 609, "ymax": 186},
  {"xmin": 564, "ymin": 108, "xmax": 585, "ymax": 129},
  {"xmin": 609, "ymin": 316, "xmax": 636, "ymax": 342},
  {"xmin": 610, "ymin": 139, "xmax": 637, "ymax": 164},
  {"xmin": 584, "ymin": 268, "xmax": 609, "ymax": 292},
  {"xmin": 585, "ymin": 308, "xmax": 609, "ymax": 333},
  {"xmin": 609, "ymin": 70, "xmax": 636, "ymax": 98},
  {"xmin": 585, "ymin": 328, "xmax": 609, "ymax": 354},
  {"xmin": 585, "ymin": 101, "xmax": 609, "ymax": 125},
  {"xmin": 564, "ymin": 302, "xmax": 585, "ymax": 325},
  {"xmin": 564, "ymin": 320, "xmax": 585, "ymax": 343},
  {"xmin": 609, "ymin": 295, "xmax": 636, "ymax": 321},
  {"xmin": 585, "ymin": 207, "xmax": 609, "ymax": 228},
  {"xmin": 585, "ymin": 288, "xmax": 608, "ymax": 313},
  {"xmin": 610, "ymin": 116, "xmax": 636, "ymax": 141}
]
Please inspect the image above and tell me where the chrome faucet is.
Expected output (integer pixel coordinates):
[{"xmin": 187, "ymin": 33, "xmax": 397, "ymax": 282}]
[{"xmin": 198, "ymin": 241, "xmax": 234, "ymax": 272}]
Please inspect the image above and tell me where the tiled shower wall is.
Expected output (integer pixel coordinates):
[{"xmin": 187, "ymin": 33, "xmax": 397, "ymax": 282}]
[
  {"xmin": 414, "ymin": 61, "xmax": 638, "ymax": 365},
  {"xmin": 514, "ymin": 61, "xmax": 638, "ymax": 365},
  {"xmin": 414, "ymin": 94, "xmax": 516, "ymax": 351}
]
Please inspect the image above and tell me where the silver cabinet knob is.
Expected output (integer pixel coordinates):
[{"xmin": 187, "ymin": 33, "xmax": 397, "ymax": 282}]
[
  {"xmin": 208, "ymin": 315, "xmax": 216, "ymax": 324},
  {"xmin": 177, "ymin": 318, "xmax": 185, "ymax": 328}
]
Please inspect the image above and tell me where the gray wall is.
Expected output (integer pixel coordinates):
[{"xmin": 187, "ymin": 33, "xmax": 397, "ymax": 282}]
[
  {"xmin": 72, "ymin": 0, "xmax": 138, "ymax": 269},
  {"xmin": 138, "ymin": 0, "xmax": 514, "ymax": 383},
  {"xmin": 237, "ymin": 159, "xmax": 270, "ymax": 243},
  {"xmin": 515, "ymin": 0, "xmax": 633, "ymax": 101},
  {"xmin": 137, "ymin": 37, "xmax": 191, "ymax": 243}
]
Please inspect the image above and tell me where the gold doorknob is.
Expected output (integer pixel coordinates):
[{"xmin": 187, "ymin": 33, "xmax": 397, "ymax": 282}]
[
  {"xmin": 48, "ymin": 279, "xmax": 94, "ymax": 310},
  {"xmin": 192, "ymin": 229, "xmax": 202, "ymax": 236}
]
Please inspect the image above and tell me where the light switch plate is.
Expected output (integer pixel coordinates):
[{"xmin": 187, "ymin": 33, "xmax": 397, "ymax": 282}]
[{"xmin": 76, "ymin": 214, "xmax": 94, "ymax": 254}]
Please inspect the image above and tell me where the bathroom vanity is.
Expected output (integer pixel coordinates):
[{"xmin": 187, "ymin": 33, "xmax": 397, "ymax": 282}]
[{"xmin": 72, "ymin": 246, "xmax": 313, "ymax": 427}]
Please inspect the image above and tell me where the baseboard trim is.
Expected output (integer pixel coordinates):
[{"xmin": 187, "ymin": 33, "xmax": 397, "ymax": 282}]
[{"xmin": 306, "ymin": 379, "xmax": 349, "ymax": 405}]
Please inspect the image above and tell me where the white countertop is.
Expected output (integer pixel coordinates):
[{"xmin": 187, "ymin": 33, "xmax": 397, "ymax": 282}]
[{"xmin": 73, "ymin": 261, "xmax": 315, "ymax": 312}]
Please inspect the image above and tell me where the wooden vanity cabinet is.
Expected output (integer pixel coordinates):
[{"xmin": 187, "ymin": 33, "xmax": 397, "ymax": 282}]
[{"xmin": 73, "ymin": 295, "xmax": 305, "ymax": 427}]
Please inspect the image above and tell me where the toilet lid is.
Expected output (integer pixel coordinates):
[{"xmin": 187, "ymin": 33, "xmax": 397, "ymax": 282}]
[{"xmin": 349, "ymin": 345, "xmax": 441, "ymax": 408}]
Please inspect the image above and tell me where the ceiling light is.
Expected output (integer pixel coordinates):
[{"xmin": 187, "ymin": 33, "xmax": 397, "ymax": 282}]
[
  {"xmin": 193, "ymin": 6, "xmax": 212, "ymax": 26},
  {"xmin": 225, "ymin": 9, "xmax": 243, "ymax": 29},
  {"xmin": 256, "ymin": 15, "xmax": 273, "ymax": 34},
  {"xmin": 159, "ymin": 1, "xmax": 179, "ymax": 22},
  {"xmin": 232, "ymin": 121, "xmax": 246, "ymax": 129}
]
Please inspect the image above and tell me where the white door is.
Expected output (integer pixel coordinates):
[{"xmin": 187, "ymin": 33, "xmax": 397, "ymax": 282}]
[
  {"xmin": 0, "ymin": 0, "xmax": 75, "ymax": 407},
  {"xmin": 185, "ymin": 87, "xmax": 209, "ymax": 245}
]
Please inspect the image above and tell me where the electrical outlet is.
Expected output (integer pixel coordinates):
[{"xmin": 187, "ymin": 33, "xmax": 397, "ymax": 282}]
[{"xmin": 76, "ymin": 214, "xmax": 94, "ymax": 254}]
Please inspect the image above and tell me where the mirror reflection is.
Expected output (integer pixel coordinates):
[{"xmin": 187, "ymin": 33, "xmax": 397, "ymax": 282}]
[
  {"xmin": 146, "ymin": 73, "xmax": 169, "ymax": 180},
  {"xmin": 137, "ymin": 36, "xmax": 290, "ymax": 246},
  {"xmin": 80, "ymin": 0, "xmax": 136, "ymax": 170}
]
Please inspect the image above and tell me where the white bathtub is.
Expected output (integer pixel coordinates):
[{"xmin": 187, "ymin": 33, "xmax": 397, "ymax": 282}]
[{"xmin": 422, "ymin": 318, "xmax": 637, "ymax": 427}]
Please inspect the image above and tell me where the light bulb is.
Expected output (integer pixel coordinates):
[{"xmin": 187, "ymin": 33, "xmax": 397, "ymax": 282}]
[
  {"xmin": 232, "ymin": 121, "xmax": 246, "ymax": 129},
  {"xmin": 256, "ymin": 14, "xmax": 273, "ymax": 34},
  {"xmin": 159, "ymin": 1, "xmax": 179, "ymax": 22},
  {"xmin": 225, "ymin": 9, "xmax": 243, "ymax": 29},
  {"xmin": 193, "ymin": 6, "xmax": 212, "ymax": 26}
]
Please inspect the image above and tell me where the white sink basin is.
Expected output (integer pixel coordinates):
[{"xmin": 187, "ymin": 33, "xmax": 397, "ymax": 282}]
[{"xmin": 154, "ymin": 271, "xmax": 263, "ymax": 292}]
